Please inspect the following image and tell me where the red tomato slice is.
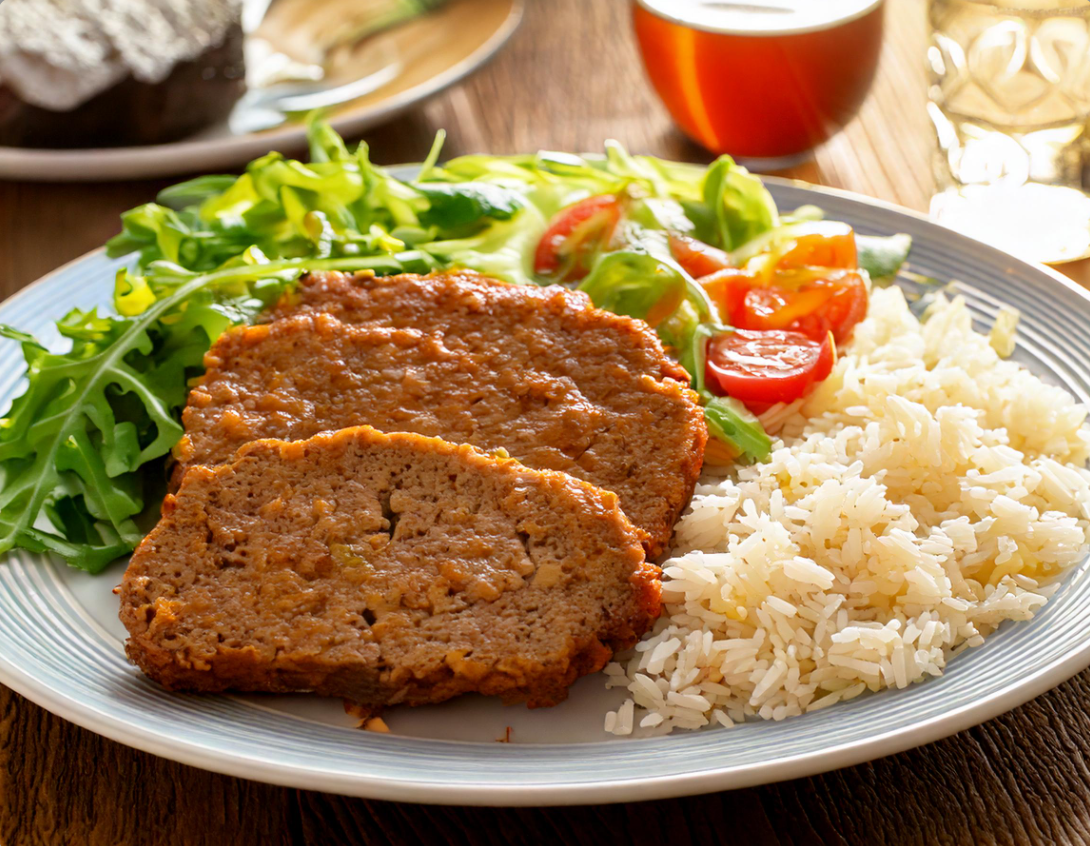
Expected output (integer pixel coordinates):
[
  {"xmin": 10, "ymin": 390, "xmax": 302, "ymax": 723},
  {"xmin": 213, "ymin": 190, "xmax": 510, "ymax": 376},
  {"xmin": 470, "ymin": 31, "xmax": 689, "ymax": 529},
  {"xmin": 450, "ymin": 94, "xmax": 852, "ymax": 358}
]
[
  {"xmin": 534, "ymin": 195, "xmax": 623, "ymax": 281},
  {"xmin": 706, "ymin": 330, "xmax": 836, "ymax": 408},
  {"xmin": 776, "ymin": 221, "xmax": 857, "ymax": 270},
  {"xmin": 782, "ymin": 271, "xmax": 868, "ymax": 344},
  {"xmin": 741, "ymin": 285, "xmax": 835, "ymax": 331},
  {"xmin": 669, "ymin": 233, "xmax": 732, "ymax": 278},
  {"xmin": 700, "ymin": 268, "xmax": 758, "ymax": 322},
  {"xmin": 702, "ymin": 268, "xmax": 867, "ymax": 344}
]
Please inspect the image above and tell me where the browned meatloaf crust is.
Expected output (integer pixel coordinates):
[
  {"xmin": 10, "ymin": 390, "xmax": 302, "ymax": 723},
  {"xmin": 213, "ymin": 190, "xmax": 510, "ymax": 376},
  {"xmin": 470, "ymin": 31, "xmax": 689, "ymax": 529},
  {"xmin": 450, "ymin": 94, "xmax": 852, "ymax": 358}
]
[
  {"xmin": 121, "ymin": 426, "xmax": 660, "ymax": 712},
  {"xmin": 177, "ymin": 270, "xmax": 707, "ymax": 556}
]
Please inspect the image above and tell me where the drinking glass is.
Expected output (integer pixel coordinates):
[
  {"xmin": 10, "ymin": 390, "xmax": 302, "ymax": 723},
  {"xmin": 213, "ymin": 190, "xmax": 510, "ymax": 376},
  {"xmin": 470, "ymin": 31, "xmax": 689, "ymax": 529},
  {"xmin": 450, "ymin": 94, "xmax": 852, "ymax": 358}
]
[
  {"xmin": 928, "ymin": 0, "xmax": 1090, "ymax": 264},
  {"xmin": 633, "ymin": 0, "xmax": 884, "ymax": 169}
]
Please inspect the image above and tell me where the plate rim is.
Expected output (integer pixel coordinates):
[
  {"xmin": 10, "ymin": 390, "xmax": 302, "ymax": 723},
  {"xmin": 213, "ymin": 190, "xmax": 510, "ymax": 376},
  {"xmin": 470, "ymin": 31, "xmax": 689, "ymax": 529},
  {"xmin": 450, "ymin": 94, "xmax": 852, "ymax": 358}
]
[
  {"xmin": 0, "ymin": 0, "xmax": 524, "ymax": 182},
  {"xmin": 2, "ymin": 178, "xmax": 1090, "ymax": 806}
]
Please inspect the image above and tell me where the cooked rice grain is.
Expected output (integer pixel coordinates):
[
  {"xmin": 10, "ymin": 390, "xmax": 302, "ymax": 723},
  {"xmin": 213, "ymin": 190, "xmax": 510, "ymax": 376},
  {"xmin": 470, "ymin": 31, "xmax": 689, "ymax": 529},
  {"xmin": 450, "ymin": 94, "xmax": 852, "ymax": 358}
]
[{"xmin": 605, "ymin": 288, "xmax": 1090, "ymax": 736}]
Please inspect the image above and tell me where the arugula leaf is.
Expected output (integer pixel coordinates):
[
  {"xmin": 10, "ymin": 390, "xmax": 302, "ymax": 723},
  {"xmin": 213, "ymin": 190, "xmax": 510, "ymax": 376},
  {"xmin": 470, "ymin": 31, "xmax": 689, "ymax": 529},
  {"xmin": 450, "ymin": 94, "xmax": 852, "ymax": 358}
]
[
  {"xmin": 0, "ymin": 266, "xmax": 273, "ymax": 570},
  {"xmin": 0, "ymin": 254, "xmax": 414, "ymax": 570}
]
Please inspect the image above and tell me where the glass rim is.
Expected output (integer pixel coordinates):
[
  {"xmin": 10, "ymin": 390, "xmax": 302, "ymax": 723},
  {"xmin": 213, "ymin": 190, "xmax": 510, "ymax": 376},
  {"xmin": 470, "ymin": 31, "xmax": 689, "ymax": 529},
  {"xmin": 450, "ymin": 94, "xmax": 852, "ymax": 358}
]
[{"xmin": 633, "ymin": 0, "xmax": 884, "ymax": 37}]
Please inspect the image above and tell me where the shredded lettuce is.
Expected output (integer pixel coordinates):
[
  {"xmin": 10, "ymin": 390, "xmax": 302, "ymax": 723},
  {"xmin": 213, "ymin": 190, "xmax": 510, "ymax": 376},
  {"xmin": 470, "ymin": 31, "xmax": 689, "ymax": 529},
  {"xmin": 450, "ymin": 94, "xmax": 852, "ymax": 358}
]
[{"xmin": 1, "ymin": 121, "xmax": 905, "ymax": 570}]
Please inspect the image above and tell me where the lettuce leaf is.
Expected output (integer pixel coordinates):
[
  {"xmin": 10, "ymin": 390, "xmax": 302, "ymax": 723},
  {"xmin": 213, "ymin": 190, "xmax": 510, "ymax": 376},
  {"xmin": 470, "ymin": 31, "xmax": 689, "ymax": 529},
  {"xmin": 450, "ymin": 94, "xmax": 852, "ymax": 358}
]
[
  {"xmin": 697, "ymin": 157, "xmax": 779, "ymax": 250},
  {"xmin": 857, "ymin": 233, "xmax": 913, "ymax": 283},
  {"xmin": 578, "ymin": 250, "xmax": 770, "ymax": 462},
  {"xmin": 578, "ymin": 251, "xmax": 689, "ymax": 325}
]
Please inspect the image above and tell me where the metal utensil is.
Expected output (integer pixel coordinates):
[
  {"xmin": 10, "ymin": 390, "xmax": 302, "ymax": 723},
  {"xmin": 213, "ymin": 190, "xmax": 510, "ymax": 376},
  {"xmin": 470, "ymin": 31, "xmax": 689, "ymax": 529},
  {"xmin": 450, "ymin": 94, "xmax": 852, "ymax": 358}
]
[{"xmin": 231, "ymin": 0, "xmax": 444, "ymax": 132}]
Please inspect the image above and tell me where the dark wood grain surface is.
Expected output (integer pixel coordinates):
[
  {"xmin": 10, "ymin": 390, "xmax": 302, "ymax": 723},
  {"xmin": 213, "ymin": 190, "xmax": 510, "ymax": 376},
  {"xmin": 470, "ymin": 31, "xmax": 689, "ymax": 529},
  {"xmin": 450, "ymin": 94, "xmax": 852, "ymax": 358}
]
[{"xmin": 3, "ymin": 0, "xmax": 1090, "ymax": 843}]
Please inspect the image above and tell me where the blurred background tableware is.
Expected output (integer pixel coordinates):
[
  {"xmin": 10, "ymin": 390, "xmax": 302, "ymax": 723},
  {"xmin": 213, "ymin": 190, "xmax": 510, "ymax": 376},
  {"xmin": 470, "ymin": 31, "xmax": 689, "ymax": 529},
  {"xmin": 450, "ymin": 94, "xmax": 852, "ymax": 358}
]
[
  {"xmin": 928, "ymin": 0, "xmax": 1090, "ymax": 265},
  {"xmin": 234, "ymin": 0, "xmax": 448, "ymax": 133},
  {"xmin": 0, "ymin": 0, "xmax": 522, "ymax": 180},
  {"xmin": 0, "ymin": 0, "xmax": 247, "ymax": 148},
  {"xmin": 631, "ymin": 0, "xmax": 885, "ymax": 169}
]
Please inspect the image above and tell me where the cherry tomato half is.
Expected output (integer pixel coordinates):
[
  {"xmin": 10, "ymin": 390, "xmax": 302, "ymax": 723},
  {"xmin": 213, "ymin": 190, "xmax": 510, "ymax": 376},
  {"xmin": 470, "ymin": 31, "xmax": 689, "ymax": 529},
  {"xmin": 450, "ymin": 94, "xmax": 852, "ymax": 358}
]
[
  {"xmin": 706, "ymin": 329, "xmax": 836, "ymax": 408},
  {"xmin": 669, "ymin": 233, "xmax": 732, "ymax": 278},
  {"xmin": 701, "ymin": 268, "xmax": 867, "ymax": 344},
  {"xmin": 534, "ymin": 195, "xmax": 623, "ymax": 282},
  {"xmin": 700, "ymin": 268, "xmax": 759, "ymax": 326},
  {"xmin": 776, "ymin": 221, "xmax": 857, "ymax": 270}
]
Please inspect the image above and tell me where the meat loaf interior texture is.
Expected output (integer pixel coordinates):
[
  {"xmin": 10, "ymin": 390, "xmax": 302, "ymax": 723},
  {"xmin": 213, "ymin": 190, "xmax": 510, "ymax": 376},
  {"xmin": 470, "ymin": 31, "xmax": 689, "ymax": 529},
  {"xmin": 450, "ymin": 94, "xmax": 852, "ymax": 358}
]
[
  {"xmin": 178, "ymin": 271, "xmax": 707, "ymax": 556},
  {"xmin": 271, "ymin": 271, "xmax": 694, "ymax": 391},
  {"xmin": 121, "ymin": 427, "xmax": 660, "ymax": 712}
]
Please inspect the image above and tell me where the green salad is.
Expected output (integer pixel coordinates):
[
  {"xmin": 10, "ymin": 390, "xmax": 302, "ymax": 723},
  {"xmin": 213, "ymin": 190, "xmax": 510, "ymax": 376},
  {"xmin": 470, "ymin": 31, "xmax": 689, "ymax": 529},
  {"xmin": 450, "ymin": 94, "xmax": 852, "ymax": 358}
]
[{"xmin": 0, "ymin": 123, "xmax": 910, "ymax": 572}]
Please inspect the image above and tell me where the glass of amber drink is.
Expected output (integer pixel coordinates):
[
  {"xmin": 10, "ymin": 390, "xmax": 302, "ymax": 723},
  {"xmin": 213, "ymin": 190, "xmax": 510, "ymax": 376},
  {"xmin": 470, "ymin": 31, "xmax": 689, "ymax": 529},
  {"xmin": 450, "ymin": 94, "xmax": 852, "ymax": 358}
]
[
  {"xmin": 928, "ymin": 0, "xmax": 1090, "ymax": 264},
  {"xmin": 632, "ymin": 0, "xmax": 885, "ymax": 169}
]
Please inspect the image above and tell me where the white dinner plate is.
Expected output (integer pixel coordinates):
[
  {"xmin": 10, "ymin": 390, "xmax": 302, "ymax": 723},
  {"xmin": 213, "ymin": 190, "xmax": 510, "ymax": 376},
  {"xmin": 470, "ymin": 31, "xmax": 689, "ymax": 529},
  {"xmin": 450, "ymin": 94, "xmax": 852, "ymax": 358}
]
[
  {"xmin": 0, "ymin": 178, "xmax": 1089, "ymax": 805},
  {"xmin": 0, "ymin": 0, "xmax": 521, "ymax": 182}
]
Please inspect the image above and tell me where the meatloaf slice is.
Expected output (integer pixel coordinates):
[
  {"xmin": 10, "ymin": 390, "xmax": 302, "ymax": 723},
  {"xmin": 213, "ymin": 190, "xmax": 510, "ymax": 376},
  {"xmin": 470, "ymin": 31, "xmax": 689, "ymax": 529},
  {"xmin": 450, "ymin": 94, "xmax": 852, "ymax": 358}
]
[
  {"xmin": 121, "ymin": 426, "xmax": 659, "ymax": 712},
  {"xmin": 179, "ymin": 278, "xmax": 706, "ymax": 556},
  {"xmin": 272, "ymin": 270, "xmax": 695, "ymax": 390}
]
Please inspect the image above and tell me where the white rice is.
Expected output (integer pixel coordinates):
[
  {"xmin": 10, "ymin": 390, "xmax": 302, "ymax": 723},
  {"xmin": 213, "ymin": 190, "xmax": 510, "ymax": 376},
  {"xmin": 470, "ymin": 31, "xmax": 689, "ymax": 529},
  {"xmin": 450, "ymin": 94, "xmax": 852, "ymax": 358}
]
[{"xmin": 605, "ymin": 287, "xmax": 1090, "ymax": 736}]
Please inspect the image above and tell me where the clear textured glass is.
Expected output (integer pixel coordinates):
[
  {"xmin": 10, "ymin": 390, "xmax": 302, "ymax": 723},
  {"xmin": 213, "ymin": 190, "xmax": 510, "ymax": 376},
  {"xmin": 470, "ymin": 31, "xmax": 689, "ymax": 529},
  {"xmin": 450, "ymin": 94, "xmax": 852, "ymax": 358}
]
[{"xmin": 927, "ymin": 0, "xmax": 1090, "ymax": 264}]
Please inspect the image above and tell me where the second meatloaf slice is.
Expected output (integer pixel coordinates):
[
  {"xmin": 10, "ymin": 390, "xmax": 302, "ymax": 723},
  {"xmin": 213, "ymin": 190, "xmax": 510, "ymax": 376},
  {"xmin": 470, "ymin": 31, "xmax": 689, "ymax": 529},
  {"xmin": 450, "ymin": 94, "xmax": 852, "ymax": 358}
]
[
  {"xmin": 177, "ymin": 274, "xmax": 707, "ymax": 556},
  {"xmin": 122, "ymin": 426, "xmax": 659, "ymax": 711}
]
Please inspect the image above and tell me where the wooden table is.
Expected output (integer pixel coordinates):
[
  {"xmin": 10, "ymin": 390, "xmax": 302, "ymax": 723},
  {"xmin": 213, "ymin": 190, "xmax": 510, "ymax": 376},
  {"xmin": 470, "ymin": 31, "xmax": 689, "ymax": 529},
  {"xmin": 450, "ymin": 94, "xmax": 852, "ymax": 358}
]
[{"xmin": 3, "ymin": 0, "xmax": 1090, "ymax": 842}]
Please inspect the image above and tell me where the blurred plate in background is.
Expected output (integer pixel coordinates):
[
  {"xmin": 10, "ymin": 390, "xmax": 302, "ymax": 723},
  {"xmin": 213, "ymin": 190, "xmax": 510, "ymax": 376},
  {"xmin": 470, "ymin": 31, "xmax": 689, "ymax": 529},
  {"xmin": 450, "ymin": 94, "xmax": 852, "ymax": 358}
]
[{"xmin": 0, "ymin": 0, "xmax": 521, "ymax": 182}]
